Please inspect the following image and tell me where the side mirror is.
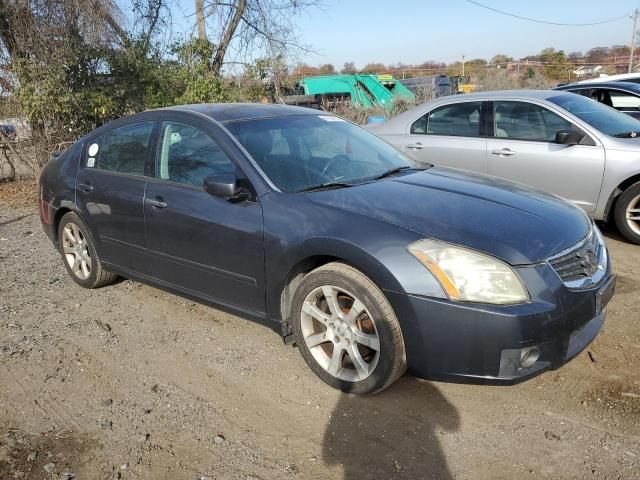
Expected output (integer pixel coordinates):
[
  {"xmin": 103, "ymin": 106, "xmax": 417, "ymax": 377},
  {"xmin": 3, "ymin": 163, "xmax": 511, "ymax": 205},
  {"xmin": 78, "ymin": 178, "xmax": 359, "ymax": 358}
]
[
  {"xmin": 204, "ymin": 173, "xmax": 238, "ymax": 198},
  {"xmin": 203, "ymin": 173, "xmax": 250, "ymax": 202},
  {"xmin": 555, "ymin": 130, "xmax": 585, "ymax": 146}
]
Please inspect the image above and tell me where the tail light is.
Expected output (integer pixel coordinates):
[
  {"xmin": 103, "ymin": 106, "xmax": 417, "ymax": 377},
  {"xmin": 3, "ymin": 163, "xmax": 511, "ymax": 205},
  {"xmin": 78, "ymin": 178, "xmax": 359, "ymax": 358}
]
[{"xmin": 39, "ymin": 185, "xmax": 51, "ymax": 224}]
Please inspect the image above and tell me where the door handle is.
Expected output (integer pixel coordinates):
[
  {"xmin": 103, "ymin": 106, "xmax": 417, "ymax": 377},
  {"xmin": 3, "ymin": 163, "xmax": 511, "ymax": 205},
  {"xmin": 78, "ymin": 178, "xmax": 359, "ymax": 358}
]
[
  {"xmin": 146, "ymin": 197, "xmax": 167, "ymax": 209},
  {"xmin": 491, "ymin": 148, "xmax": 516, "ymax": 156},
  {"xmin": 406, "ymin": 143, "xmax": 426, "ymax": 150},
  {"xmin": 78, "ymin": 183, "xmax": 93, "ymax": 193}
]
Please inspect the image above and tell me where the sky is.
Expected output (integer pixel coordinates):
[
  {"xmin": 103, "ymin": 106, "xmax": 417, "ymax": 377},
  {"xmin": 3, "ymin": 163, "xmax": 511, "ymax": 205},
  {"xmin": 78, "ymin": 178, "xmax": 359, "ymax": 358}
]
[{"xmin": 169, "ymin": 0, "xmax": 640, "ymax": 68}]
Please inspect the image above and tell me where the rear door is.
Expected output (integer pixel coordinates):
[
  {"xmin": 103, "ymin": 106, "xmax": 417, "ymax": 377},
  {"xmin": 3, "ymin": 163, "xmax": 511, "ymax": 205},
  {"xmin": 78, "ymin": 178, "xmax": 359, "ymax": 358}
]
[
  {"xmin": 143, "ymin": 114, "xmax": 265, "ymax": 314},
  {"xmin": 486, "ymin": 100, "xmax": 605, "ymax": 213},
  {"xmin": 401, "ymin": 100, "xmax": 489, "ymax": 173},
  {"xmin": 75, "ymin": 120, "xmax": 156, "ymax": 274}
]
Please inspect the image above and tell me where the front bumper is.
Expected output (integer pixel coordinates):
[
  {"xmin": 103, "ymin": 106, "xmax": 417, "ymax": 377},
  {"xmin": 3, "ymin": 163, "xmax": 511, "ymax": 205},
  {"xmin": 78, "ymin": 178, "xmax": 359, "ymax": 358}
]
[{"xmin": 385, "ymin": 263, "xmax": 614, "ymax": 385}]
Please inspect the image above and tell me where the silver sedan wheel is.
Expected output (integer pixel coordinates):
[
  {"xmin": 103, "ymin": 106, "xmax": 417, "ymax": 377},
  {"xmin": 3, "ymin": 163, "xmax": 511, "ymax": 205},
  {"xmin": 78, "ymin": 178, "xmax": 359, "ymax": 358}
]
[
  {"xmin": 627, "ymin": 194, "xmax": 640, "ymax": 236},
  {"xmin": 300, "ymin": 285, "xmax": 380, "ymax": 382},
  {"xmin": 62, "ymin": 222, "xmax": 91, "ymax": 280}
]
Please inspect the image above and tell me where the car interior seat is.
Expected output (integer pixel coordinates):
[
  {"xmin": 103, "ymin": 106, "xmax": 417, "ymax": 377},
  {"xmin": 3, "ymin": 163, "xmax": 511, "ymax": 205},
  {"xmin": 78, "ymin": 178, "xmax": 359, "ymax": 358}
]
[{"xmin": 591, "ymin": 90, "xmax": 613, "ymax": 107}]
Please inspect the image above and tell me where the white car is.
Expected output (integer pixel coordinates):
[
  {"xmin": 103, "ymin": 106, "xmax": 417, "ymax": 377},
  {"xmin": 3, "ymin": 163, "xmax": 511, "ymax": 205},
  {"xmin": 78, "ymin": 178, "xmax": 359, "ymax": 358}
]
[{"xmin": 576, "ymin": 72, "xmax": 640, "ymax": 84}]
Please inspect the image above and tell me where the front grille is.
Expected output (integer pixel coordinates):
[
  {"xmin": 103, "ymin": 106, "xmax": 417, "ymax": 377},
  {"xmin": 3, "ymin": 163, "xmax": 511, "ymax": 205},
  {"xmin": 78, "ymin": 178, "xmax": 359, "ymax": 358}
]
[{"xmin": 549, "ymin": 230, "xmax": 600, "ymax": 282}]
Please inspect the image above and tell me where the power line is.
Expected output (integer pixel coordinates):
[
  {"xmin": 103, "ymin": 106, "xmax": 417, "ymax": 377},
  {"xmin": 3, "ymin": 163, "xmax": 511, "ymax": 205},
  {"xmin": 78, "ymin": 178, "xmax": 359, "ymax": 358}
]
[{"xmin": 463, "ymin": 0, "xmax": 629, "ymax": 26}]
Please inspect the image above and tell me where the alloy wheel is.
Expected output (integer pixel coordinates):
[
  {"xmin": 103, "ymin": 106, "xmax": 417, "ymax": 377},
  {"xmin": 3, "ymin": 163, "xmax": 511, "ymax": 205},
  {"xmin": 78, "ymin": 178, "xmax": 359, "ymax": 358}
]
[
  {"xmin": 62, "ymin": 222, "xmax": 91, "ymax": 280},
  {"xmin": 300, "ymin": 285, "xmax": 380, "ymax": 382},
  {"xmin": 627, "ymin": 194, "xmax": 640, "ymax": 236}
]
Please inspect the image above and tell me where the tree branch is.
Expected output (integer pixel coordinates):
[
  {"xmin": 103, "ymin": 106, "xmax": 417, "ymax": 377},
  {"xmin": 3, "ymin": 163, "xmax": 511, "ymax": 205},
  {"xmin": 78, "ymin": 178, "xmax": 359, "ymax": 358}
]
[{"xmin": 211, "ymin": 0, "xmax": 246, "ymax": 75}]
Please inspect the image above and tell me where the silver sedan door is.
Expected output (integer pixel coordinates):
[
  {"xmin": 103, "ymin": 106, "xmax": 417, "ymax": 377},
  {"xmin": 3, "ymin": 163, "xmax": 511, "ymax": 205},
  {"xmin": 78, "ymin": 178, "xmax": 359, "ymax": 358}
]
[
  {"xmin": 486, "ymin": 100, "xmax": 605, "ymax": 213},
  {"xmin": 402, "ymin": 100, "xmax": 489, "ymax": 173}
]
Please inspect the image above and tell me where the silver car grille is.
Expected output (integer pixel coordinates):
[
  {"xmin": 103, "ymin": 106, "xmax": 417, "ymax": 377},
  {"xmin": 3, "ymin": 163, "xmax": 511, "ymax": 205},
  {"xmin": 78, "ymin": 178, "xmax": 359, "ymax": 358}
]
[{"xmin": 548, "ymin": 229, "xmax": 603, "ymax": 285}]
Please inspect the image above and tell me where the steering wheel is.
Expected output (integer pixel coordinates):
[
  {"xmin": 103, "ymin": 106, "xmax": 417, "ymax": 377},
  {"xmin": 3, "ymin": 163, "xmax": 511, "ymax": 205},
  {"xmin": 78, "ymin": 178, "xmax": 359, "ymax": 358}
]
[{"xmin": 321, "ymin": 154, "xmax": 350, "ymax": 178}]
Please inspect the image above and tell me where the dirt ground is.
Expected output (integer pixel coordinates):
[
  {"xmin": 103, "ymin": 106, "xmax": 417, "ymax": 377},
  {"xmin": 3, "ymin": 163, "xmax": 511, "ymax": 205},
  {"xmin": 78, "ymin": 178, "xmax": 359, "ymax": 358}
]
[{"xmin": 1, "ymin": 181, "xmax": 639, "ymax": 480}]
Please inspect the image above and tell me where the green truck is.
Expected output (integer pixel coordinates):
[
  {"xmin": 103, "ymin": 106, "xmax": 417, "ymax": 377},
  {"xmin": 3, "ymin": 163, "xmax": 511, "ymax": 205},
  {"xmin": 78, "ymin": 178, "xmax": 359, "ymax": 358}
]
[{"xmin": 282, "ymin": 73, "xmax": 415, "ymax": 112}]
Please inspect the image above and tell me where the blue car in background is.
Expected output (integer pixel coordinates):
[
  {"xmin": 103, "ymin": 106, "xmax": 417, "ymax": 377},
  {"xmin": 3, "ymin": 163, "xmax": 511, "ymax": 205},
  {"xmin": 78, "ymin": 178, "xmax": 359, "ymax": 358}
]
[
  {"xmin": 38, "ymin": 104, "xmax": 615, "ymax": 394},
  {"xmin": 0, "ymin": 123, "xmax": 16, "ymax": 140}
]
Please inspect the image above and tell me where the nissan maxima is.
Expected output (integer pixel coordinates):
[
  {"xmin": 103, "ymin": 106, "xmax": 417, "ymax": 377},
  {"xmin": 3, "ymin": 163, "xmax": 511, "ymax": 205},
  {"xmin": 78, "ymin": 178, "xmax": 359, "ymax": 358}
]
[{"xmin": 39, "ymin": 104, "xmax": 615, "ymax": 394}]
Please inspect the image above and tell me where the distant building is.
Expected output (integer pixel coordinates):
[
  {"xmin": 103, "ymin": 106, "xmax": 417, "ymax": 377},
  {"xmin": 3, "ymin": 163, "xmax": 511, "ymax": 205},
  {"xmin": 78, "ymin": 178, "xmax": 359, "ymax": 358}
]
[{"xmin": 573, "ymin": 65, "xmax": 603, "ymax": 77}]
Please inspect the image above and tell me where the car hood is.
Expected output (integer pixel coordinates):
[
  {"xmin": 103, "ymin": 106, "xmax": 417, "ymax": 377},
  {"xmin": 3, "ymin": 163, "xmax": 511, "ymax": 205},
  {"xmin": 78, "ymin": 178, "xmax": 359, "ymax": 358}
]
[
  {"xmin": 306, "ymin": 167, "xmax": 591, "ymax": 265},
  {"xmin": 604, "ymin": 135, "xmax": 640, "ymax": 152}
]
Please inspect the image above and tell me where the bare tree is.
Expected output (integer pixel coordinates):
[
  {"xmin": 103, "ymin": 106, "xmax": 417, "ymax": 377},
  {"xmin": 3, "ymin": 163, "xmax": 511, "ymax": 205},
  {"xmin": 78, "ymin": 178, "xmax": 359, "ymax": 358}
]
[
  {"xmin": 341, "ymin": 62, "xmax": 357, "ymax": 74},
  {"xmin": 195, "ymin": 0, "xmax": 207, "ymax": 39},
  {"xmin": 199, "ymin": 0, "xmax": 320, "ymax": 75},
  {"xmin": 132, "ymin": 0, "xmax": 166, "ymax": 54}
]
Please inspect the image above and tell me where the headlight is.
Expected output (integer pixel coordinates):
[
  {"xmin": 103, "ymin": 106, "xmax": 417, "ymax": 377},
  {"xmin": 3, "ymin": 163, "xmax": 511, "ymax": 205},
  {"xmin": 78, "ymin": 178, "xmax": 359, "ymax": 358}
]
[
  {"xmin": 593, "ymin": 225, "xmax": 608, "ymax": 272},
  {"xmin": 408, "ymin": 239, "xmax": 530, "ymax": 305}
]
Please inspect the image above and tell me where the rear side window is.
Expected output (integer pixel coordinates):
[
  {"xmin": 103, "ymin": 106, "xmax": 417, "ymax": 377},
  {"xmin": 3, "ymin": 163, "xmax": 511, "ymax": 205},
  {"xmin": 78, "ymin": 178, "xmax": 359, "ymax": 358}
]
[
  {"xmin": 411, "ymin": 102, "xmax": 483, "ymax": 137},
  {"xmin": 86, "ymin": 122, "xmax": 154, "ymax": 175},
  {"xmin": 156, "ymin": 121, "xmax": 235, "ymax": 187},
  {"xmin": 608, "ymin": 90, "xmax": 640, "ymax": 111}
]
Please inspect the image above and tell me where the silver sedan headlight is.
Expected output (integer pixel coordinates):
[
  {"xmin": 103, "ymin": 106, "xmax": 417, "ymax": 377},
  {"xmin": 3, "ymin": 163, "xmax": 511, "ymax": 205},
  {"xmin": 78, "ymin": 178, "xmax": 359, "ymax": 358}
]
[{"xmin": 408, "ymin": 239, "xmax": 530, "ymax": 305}]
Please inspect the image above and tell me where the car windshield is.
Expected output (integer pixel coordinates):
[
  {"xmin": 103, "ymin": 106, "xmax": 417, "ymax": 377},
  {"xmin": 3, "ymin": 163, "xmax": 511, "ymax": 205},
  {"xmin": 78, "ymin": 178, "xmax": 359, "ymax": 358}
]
[
  {"xmin": 548, "ymin": 93, "xmax": 640, "ymax": 137},
  {"xmin": 225, "ymin": 115, "xmax": 416, "ymax": 192}
]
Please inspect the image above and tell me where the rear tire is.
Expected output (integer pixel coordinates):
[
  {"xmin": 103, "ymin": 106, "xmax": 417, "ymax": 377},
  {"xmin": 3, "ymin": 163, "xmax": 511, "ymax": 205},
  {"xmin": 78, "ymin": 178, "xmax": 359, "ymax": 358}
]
[
  {"xmin": 291, "ymin": 262, "xmax": 406, "ymax": 394},
  {"xmin": 614, "ymin": 182, "xmax": 640, "ymax": 244},
  {"xmin": 57, "ymin": 212, "xmax": 118, "ymax": 288}
]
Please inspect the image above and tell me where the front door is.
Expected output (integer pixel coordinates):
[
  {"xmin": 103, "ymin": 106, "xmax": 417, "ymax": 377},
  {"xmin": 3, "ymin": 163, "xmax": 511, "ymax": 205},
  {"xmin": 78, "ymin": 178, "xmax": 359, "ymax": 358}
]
[
  {"xmin": 487, "ymin": 100, "xmax": 605, "ymax": 213},
  {"xmin": 401, "ymin": 100, "xmax": 488, "ymax": 173},
  {"xmin": 143, "ymin": 118, "xmax": 265, "ymax": 314},
  {"xmin": 75, "ymin": 121, "xmax": 156, "ymax": 274}
]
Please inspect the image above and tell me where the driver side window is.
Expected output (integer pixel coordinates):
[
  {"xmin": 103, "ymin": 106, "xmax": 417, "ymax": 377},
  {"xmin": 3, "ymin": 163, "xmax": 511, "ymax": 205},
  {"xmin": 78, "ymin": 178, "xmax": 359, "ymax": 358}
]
[
  {"xmin": 156, "ymin": 122, "xmax": 235, "ymax": 187},
  {"xmin": 493, "ymin": 101, "xmax": 576, "ymax": 142}
]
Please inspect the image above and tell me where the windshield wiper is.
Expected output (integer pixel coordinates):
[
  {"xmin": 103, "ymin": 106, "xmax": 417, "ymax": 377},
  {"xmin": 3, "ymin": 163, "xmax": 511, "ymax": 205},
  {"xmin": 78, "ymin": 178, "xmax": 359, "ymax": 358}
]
[
  {"xmin": 613, "ymin": 131, "xmax": 640, "ymax": 138},
  {"xmin": 297, "ymin": 182, "xmax": 354, "ymax": 193},
  {"xmin": 373, "ymin": 166, "xmax": 415, "ymax": 180}
]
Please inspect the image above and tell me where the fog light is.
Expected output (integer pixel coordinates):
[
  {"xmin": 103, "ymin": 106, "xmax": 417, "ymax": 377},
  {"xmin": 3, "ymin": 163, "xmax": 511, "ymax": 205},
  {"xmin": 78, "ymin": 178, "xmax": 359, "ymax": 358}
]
[{"xmin": 520, "ymin": 347, "xmax": 540, "ymax": 368}]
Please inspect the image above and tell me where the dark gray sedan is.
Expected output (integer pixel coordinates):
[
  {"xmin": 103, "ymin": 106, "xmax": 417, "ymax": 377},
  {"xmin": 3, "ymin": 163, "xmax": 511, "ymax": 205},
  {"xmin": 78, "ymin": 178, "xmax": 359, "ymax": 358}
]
[{"xmin": 39, "ymin": 104, "xmax": 614, "ymax": 393}]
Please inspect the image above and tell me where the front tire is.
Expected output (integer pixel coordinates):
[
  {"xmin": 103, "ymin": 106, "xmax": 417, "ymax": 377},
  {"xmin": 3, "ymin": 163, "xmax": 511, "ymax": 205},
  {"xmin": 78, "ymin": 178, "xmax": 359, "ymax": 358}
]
[
  {"xmin": 614, "ymin": 182, "xmax": 640, "ymax": 244},
  {"xmin": 291, "ymin": 262, "xmax": 406, "ymax": 394},
  {"xmin": 57, "ymin": 212, "xmax": 118, "ymax": 288}
]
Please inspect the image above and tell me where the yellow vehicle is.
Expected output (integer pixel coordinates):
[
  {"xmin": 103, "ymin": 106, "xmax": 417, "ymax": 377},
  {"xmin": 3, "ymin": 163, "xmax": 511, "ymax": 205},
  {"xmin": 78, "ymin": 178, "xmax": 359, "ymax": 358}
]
[{"xmin": 458, "ymin": 83, "xmax": 478, "ymax": 94}]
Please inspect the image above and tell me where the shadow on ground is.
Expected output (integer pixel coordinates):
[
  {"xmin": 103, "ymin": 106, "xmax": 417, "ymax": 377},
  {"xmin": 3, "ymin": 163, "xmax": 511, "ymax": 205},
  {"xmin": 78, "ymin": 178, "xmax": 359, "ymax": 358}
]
[{"xmin": 323, "ymin": 377, "xmax": 459, "ymax": 479}]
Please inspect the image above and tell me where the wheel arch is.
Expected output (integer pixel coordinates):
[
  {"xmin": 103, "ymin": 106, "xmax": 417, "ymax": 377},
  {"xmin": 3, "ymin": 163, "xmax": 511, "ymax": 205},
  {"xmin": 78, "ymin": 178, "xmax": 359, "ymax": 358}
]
[
  {"xmin": 604, "ymin": 172, "xmax": 640, "ymax": 221},
  {"xmin": 276, "ymin": 239, "xmax": 406, "ymax": 336},
  {"xmin": 52, "ymin": 203, "xmax": 82, "ymax": 243}
]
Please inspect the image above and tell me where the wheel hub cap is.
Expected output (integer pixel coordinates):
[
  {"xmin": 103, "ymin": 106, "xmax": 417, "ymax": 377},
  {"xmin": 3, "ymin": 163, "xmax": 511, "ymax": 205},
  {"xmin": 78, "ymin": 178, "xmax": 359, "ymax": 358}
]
[
  {"xmin": 627, "ymin": 194, "xmax": 640, "ymax": 236},
  {"xmin": 300, "ymin": 285, "xmax": 380, "ymax": 382},
  {"xmin": 62, "ymin": 222, "xmax": 91, "ymax": 280}
]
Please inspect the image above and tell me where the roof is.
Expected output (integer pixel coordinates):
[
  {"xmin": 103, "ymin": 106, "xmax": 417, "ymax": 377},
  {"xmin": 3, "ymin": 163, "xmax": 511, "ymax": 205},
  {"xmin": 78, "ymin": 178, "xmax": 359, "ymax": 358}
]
[
  {"xmin": 412, "ymin": 90, "xmax": 567, "ymax": 107},
  {"xmin": 576, "ymin": 72, "xmax": 640, "ymax": 84},
  {"xmin": 555, "ymin": 81, "xmax": 640, "ymax": 93},
  {"xmin": 162, "ymin": 103, "xmax": 321, "ymax": 123},
  {"xmin": 369, "ymin": 90, "xmax": 574, "ymax": 131}
]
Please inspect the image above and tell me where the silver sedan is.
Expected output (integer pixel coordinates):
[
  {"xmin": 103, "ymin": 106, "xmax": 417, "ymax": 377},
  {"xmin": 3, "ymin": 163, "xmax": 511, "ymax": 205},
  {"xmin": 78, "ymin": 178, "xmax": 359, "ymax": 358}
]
[{"xmin": 366, "ymin": 90, "xmax": 640, "ymax": 244}]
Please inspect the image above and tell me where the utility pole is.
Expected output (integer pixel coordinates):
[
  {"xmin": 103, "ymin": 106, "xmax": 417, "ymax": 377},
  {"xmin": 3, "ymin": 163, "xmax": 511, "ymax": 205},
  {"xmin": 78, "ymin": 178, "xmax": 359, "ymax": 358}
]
[
  {"xmin": 462, "ymin": 55, "xmax": 466, "ymax": 77},
  {"xmin": 630, "ymin": 9, "xmax": 639, "ymax": 73}
]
